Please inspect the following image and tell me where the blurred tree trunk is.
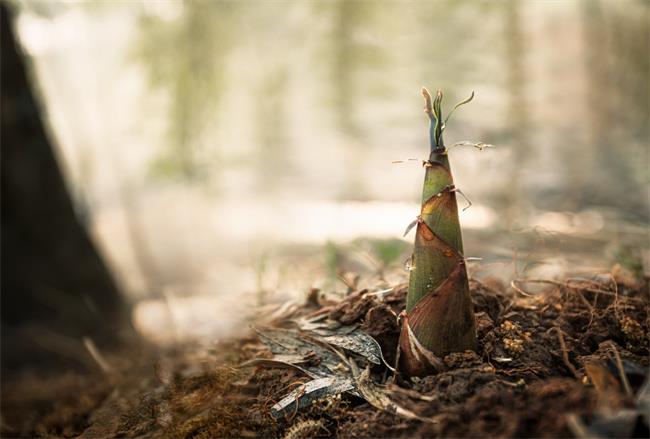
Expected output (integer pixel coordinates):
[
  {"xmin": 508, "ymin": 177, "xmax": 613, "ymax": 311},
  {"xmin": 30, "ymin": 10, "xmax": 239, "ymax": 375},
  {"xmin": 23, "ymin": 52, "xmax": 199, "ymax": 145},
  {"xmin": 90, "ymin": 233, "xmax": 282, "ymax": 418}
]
[
  {"xmin": 581, "ymin": 0, "xmax": 649, "ymax": 219},
  {"xmin": 1, "ymin": 4, "xmax": 128, "ymax": 370},
  {"xmin": 504, "ymin": 0, "xmax": 530, "ymax": 228},
  {"xmin": 256, "ymin": 66, "xmax": 290, "ymax": 193},
  {"xmin": 332, "ymin": 0, "xmax": 368, "ymax": 200}
]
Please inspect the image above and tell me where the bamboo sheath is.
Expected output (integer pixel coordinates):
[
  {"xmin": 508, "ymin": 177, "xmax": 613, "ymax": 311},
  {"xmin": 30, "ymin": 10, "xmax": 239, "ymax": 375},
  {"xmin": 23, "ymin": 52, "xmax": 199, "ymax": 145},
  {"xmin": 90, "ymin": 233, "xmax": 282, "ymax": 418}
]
[{"xmin": 398, "ymin": 89, "xmax": 478, "ymax": 378}]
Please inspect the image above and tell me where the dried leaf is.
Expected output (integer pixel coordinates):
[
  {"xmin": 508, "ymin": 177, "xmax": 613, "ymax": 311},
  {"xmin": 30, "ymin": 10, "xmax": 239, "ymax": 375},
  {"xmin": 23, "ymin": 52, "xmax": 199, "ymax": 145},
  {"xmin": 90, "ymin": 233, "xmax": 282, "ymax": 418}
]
[
  {"xmin": 353, "ymin": 366, "xmax": 435, "ymax": 424},
  {"xmin": 240, "ymin": 355, "xmax": 320, "ymax": 379},
  {"xmin": 254, "ymin": 328, "xmax": 349, "ymax": 379},
  {"xmin": 270, "ymin": 377, "xmax": 355, "ymax": 419},
  {"xmin": 310, "ymin": 327, "xmax": 380, "ymax": 364},
  {"xmin": 295, "ymin": 321, "xmax": 389, "ymax": 369}
]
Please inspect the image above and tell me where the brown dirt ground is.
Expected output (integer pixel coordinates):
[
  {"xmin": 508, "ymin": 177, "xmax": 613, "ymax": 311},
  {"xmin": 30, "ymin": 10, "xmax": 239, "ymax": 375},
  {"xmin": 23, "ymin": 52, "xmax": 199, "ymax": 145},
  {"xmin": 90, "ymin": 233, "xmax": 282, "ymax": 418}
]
[{"xmin": 2, "ymin": 271, "xmax": 648, "ymax": 438}]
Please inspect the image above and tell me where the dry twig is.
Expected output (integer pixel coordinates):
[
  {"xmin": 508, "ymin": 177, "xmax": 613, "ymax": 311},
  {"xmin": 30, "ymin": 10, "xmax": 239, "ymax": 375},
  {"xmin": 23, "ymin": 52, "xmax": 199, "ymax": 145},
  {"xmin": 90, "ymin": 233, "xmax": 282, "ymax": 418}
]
[
  {"xmin": 605, "ymin": 341, "xmax": 633, "ymax": 398},
  {"xmin": 513, "ymin": 278, "xmax": 645, "ymax": 303},
  {"xmin": 552, "ymin": 328, "xmax": 579, "ymax": 379}
]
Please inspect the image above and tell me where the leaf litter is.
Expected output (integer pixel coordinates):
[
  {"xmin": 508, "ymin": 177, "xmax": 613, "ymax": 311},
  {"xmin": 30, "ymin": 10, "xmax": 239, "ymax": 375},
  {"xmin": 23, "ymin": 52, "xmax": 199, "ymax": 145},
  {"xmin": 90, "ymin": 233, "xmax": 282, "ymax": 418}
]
[{"xmin": 3, "ymin": 268, "xmax": 649, "ymax": 438}]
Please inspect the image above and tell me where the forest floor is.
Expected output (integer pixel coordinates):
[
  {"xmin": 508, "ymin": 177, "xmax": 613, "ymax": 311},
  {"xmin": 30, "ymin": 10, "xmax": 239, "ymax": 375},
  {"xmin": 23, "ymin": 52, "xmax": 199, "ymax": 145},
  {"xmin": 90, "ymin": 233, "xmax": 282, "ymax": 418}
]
[{"xmin": 2, "ymin": 264, "xmax": 649, "ymax": 438}]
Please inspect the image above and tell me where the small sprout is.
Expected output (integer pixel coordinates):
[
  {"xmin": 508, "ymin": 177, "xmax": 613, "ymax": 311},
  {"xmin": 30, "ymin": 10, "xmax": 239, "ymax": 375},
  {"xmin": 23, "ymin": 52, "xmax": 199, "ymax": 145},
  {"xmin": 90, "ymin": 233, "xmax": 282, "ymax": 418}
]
[{"xmin": 398, "ymin": 88, "xmax": 488, "ymax": 377}]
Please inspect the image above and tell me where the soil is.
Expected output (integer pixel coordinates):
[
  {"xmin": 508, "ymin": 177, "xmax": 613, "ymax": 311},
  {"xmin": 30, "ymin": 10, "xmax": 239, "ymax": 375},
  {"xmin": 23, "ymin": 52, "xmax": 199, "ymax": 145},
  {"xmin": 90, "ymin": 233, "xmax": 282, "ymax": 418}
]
[{"xmin": 2, "ymin": 270, "xmax": 649, "ymax": 438}]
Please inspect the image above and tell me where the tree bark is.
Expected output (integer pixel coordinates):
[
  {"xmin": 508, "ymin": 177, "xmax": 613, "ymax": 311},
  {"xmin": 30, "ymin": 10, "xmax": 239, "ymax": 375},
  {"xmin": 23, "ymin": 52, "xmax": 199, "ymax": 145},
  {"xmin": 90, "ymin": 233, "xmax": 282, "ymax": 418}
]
[{"xmin": 1, "ymin": 4, "xmax": 128, "ymax": 371}]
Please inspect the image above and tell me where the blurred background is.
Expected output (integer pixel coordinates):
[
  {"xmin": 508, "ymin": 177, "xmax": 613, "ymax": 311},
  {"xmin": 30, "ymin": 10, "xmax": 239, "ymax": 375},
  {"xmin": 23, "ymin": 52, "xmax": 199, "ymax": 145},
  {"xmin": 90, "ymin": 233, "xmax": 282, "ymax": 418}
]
[{"xmin": 3, "ymin": 0, "xmax": 648, "ymax": 354}]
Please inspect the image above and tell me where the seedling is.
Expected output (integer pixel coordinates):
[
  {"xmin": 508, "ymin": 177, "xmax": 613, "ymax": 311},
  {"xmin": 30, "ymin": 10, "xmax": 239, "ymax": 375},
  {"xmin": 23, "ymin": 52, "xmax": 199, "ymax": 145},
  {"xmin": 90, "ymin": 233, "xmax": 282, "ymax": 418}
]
[{"xmin": 398, "ymin": 88, "xmax": 482, "ymax": 377}]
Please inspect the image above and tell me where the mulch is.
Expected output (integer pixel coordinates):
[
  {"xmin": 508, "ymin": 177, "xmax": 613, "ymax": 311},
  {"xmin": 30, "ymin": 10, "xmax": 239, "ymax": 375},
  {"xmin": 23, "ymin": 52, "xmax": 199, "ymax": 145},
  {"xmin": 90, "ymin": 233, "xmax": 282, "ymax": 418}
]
[{"xmin": 2, "ymin": 269, "xmax": 648, "ymax": 438}]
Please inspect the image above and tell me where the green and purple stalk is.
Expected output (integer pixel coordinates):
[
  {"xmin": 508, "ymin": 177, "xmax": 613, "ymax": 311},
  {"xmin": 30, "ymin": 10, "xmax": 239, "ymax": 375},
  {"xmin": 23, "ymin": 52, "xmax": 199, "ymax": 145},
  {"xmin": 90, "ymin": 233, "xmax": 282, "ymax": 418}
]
[{"xmin": 398, "ymin": 88, "xmax": 477, "ymax": 377}]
